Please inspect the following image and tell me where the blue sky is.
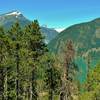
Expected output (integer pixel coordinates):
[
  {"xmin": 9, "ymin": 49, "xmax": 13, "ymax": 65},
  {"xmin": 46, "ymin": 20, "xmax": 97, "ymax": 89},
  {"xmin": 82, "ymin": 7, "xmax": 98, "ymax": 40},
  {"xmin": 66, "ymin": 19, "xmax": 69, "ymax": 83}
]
[{"xmin": 0, "ymin": 0, "xmax": 100, "ymax": 29}]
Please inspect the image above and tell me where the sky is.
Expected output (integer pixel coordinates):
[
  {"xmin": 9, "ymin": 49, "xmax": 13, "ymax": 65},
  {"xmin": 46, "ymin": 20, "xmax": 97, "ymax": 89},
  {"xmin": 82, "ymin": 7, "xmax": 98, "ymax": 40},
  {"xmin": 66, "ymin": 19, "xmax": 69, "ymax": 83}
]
[{"xmin": 0, "ymin": 0, "xmax": 100, "ymax": 31}]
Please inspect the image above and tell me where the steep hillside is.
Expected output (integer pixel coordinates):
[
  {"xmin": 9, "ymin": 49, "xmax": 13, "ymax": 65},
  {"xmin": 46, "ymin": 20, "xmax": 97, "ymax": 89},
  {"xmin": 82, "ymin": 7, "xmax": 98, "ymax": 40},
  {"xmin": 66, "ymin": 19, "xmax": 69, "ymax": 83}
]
[
  {"xmin": 48, "ymin": 18, "xmax": 100, "ymax": 82},
  {"xmin": 49, "ymin": 18, "xmax": 100, "ymax": 54}
]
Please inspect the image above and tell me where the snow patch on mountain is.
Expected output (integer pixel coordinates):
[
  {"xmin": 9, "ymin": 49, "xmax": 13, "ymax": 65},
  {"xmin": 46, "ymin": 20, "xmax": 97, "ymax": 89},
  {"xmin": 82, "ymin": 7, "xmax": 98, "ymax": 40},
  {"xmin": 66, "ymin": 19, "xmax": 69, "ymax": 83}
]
[{"xmin": 6, "ymin": 11, "xmax": 21, "ymax": 17}]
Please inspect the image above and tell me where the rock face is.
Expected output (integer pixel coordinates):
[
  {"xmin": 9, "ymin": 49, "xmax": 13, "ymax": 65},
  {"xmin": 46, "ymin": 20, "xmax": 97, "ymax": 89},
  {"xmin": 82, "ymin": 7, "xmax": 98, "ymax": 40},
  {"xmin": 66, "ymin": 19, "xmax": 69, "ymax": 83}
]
[{"xmin": 0, "ymin": 11, "xmax": 59, "ymax": 43}]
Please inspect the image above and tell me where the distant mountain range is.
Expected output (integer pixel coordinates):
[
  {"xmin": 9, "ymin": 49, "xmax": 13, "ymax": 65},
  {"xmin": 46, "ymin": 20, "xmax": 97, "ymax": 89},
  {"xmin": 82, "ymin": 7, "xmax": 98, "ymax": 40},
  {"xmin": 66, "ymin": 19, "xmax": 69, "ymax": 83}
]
[{"xmin": 0, "ymin": 11, "xmax": 59, "ymax": 43}]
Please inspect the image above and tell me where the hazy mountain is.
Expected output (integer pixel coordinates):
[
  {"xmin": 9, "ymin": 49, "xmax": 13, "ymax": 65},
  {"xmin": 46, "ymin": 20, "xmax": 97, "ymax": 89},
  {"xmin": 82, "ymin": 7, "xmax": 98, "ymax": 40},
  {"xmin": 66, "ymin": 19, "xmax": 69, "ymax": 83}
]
[
  {"xmin": 0, "ymin": 11, "xmax": 59, "ymax": 43},
  {"xmin": 41, "ymin": 27, "xmax": 59, "ymax": 43}
]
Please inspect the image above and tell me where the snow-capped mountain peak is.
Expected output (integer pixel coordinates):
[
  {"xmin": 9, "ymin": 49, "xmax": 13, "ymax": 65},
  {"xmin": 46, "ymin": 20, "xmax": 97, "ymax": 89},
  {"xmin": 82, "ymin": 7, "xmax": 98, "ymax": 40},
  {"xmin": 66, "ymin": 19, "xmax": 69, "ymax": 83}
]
[{"xmin": 5, "ymin": 11, "xmax": 21, "ymax": 17}]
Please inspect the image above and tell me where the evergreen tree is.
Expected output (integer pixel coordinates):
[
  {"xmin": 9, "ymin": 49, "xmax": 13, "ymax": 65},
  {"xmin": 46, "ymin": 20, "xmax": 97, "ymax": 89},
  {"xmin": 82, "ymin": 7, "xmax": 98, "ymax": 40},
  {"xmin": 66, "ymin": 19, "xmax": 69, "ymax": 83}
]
[
  {"xmin": 60, "ymin": 40, "xmax": 76, "ymax": 100},
  {"xmin": 0, "ymin": 27, "xmax": 10, "ymax": 100},
  {"xmin": 0, "ymin": 19, "xmax": 64, "ymax": 100},
  {"xmin": 44, "ymin": 54, "xmax": 61, "ymax": 100},
  {"xmin": 7, "ymin": 22, "xmax": 23, "ymax": 100},
  {"xmin": 25, "ymin": 20, "xmax": 47, "ymax": 100},
  {"xmin": 0, "ymin": 27, "xmax": 5, "ymax": 100}
]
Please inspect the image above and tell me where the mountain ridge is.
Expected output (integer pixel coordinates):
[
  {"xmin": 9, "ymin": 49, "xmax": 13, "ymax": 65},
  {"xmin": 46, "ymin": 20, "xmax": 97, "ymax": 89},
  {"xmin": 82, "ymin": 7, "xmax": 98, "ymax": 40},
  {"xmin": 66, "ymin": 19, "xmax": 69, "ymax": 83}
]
[
  {"xmin": 48, "ymin": 18, "xmax": 100, "ymax": 82},
  {"xmin": 48, "ymin": 17, "xmax": 100, "ymax": 53},
  {"xmin": 0, "ymin": 11, "xmax": 59, "ymax": 43}
]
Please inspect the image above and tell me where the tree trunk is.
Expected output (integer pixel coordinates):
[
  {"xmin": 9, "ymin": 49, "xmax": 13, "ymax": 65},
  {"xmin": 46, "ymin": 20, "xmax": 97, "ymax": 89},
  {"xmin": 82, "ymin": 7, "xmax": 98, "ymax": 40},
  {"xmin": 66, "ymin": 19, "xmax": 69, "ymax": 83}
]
[
  {"xmin": 0, "ymin": 68, "xmax": 4, "ymax": 100},
  {"xmin": 0, "ymin": 42, "xmax": 4, "ymax": 100},
  {"xmin": 49, "ymin": 89, "xmax": 53, "ymax": 100},
  {"xmin": 32, "ymin": 69, "xmax": 37, "ymax": 100},
  {"xmin": 30, "ymin": 83, "xmax": 32, "ymax": 100},
  {"xmin": 60, "ymin": 92, "xmax": 65, "ymax": 100},
  {"xmin": 4, "ymin": 67, "xmax": 8, "ymax": 100},
  {"xmin": 66, "ymin": 81, "xmax": 73, "ymax": 100},
  {"xmin": 16, "ymin": 43, "xmax": 20, "ymax": 100}
]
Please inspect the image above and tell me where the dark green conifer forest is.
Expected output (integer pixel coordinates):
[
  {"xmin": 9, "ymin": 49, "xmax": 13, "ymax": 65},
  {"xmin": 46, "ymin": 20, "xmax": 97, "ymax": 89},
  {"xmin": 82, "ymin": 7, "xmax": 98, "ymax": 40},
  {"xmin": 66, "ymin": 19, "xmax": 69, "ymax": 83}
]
[
  {"xmin": 0, "ymin": 20, "xmax": 62, "ymax": 100},
  {"xmin": 0, "ymin": 20, "xmax": 100, "ymax": 100}
]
